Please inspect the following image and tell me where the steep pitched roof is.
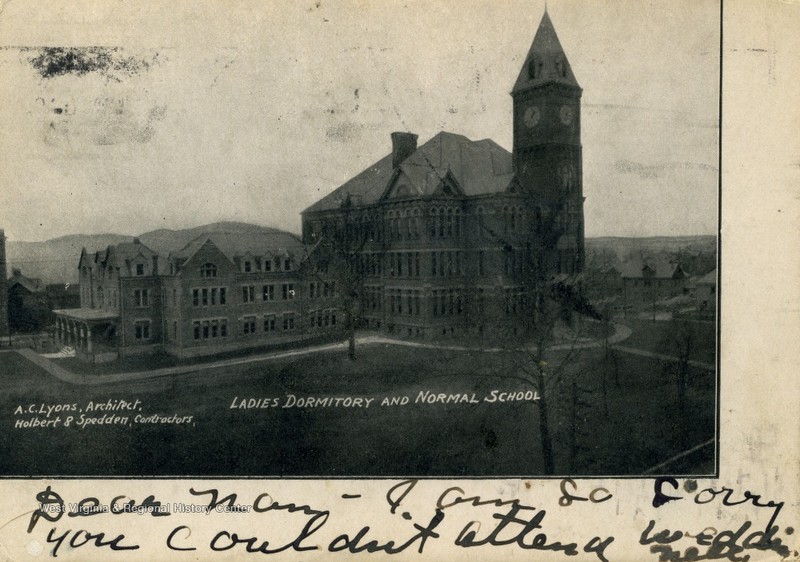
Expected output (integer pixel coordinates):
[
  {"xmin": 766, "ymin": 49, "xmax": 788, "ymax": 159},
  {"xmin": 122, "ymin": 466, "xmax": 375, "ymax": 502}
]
[
  {"xmin": 512, "ymin": 11, "xmax": 580, "ymax": 93},
  {"xmin": 620, "ymin": 258, "xmax": 686, "ymax": 280},
  {"xmin": 303, "ymin": 132, "xmax": 515, "ymax": 213},
  {"xmin": 172, "ymin": 230, "xmax": 304, "ymax": 264},
  {"xmin": 7, "ymin": 270, "xmax": 44, "ymax": 293}
]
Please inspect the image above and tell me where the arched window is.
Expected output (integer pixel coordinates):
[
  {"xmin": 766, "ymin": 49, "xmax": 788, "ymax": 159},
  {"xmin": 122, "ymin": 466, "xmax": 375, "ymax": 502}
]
[
  {"xmin": 429, "ymin": 207, "xmax": 439, "ymax": 238},
  {"xmin": 200, "ymin": 263, "xmax": 217, "ymax": 278},
  {"xmin": 476, "ymin": 207, "xmax": 485, "ymax": 238}
]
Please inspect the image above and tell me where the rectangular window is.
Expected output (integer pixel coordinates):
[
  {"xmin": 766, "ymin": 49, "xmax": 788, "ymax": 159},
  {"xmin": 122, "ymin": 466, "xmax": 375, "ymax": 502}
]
[
  {"xmin": 211, "ymin": 320, "xmax": 218, "ymax": 338},
  {"xmin": 244, "ymin": 260, "xmax": 252, "ymax": 273},
  {"xmin": 283, "ymin": 313, "xmax": 295, "ymax": 330},
  {"xmin": 242, "ymin": 285, "xmax": 255, "ymax": 303},
  {"xmin": 134, "ymin": 289, "xmax": 149, "ymax": 308},
  {"xmin": 193, "ymin": 321, "xmax": 201, "ymax": 340},
  {"xmin": 202, "ymin": 288, "xmax": 209, "ymax": 306},
  {"xmin": 264, "ymin": 316, "xmax": 276, "ymax": 332},
  {"xmin": 284, "ymin": 259, "xmax": 291, "ymax": 271},
  {"xmin": 282, "ymin": 284, "xmax": 294, "ymax": 300},
  {"xmin": 172, "ymin": 289, "xmax": 177, "ymax": 307},
  {"xmin": 202, "ymin": 320, "xmax": 210, "ymax": 339},
  {"xmin": 173, "ymin": 321, "xmax": 178, "ymax": 340},
  {"xmin": 243, "ymin": 316, "xmax": 256, "ymax": 335},
  {"xmin": 135, "ymin": 263, "xmax": 144, "ymax": 276},
  {"xmin": 210, "ymin": 287, "xmax": 217, "ymax": 305},
  {"xmin": 220, "ymin": 319, "xmax": 227, "ymax": 337},
  {"xmin": 264, "ymin": 260, "xmax": 272, "ymax": 272},
  {"xmin": 263, "ymin": 284, "xmax": 275, "ymax": 301},
  {"xmin": 220, "ymin": 287, "xmax": 227, "ymax": 305},
  {"xmin": 134, "ymin": 320, "xmax": 150, "ymax": 340}
]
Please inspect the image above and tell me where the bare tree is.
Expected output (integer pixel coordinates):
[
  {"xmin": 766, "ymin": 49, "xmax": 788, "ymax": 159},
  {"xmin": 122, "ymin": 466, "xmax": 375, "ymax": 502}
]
[{"xmin": 305, "ymin": 196, "xmax": 387, "ymax": 361}]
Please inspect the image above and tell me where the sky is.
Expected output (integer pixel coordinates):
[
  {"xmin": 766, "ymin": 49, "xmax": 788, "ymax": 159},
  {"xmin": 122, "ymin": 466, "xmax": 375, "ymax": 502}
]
[{"xmin": 0, "ymin": 0, "xmax": 720, "ymax": 243}]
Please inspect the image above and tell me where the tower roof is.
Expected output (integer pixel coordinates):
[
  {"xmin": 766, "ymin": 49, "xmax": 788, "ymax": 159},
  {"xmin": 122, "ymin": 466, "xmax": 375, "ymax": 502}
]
[{"xmin": 512, "ymin": 11, "xmax": 580, "ymax": 93}]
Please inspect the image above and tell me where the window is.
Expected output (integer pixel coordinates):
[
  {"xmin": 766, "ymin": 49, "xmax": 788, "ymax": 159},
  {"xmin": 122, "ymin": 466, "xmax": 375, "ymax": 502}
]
[
  {"xmin": 242, "ymin": 285, "xmax": 255, "ymax": 303},
  {"xmin": 200, "ymin": 263, "xmax": 217, "ymax": 278},
  {"xmin": 202, "ymin": 288, "xmax": 209, "ymax": 306},
  {"xmin": 243, "ymin": 260, "xmax": 252, "ymax": 273},
  {"xmin": 243, "ymin": 316, "xmax": 256, "ymax": 335},
  {"xmin": 220, "ymin": 287, "xmax": 227, "ymax": 305},
  {"xmin": 264, "ymin": 316, "xmax": 276, "ymax": 332},
  {"xmin": 284, "ymin": 258, "xmax": 291, "ymax": 271},
  {"xmin": 283, "ymin": 313, "xmax": 295, "ymax": 330},
  {"xmin": 135, "ymin": 263, "xmax": 145, "ymax": 276},
  {"xmin": 133, "ymin": 289, "xmax": 149, "ymax": 308},
  {"xmin": 282, "ymin": 284, "xmax": 294, "ymax": 300},
  {"xmin": 263, "ymin": 284, "xmax": 275, "ymax": 301},
  {"xmin": 172, "ymin": 289, "xmax": 177, "ymax": 306},
  {"xmin": 134, "ymin": 320, "xmax": 150, "ymax": 340},
  {"xmin": 264, "ymin": 259, "xmax": 272, "ymax": 272},
  {"xmin": 309, "ymin": 282, "xmax": 316, "ymax": 298},
  {"xmin": 173, "ymin": 321, "xmax": 178, "ymax": 340}
]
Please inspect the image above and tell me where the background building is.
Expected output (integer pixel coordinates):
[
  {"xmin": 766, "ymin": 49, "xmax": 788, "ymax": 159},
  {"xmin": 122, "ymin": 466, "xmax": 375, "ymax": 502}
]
[{"xmin": 0, "ymin": 230, "xmax": 8, "ymax": 338}]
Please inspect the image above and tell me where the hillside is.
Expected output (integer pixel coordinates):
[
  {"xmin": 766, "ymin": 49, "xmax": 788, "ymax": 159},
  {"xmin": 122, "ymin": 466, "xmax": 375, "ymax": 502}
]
[
  {"xmin": 6, "ymin": 225, "xmax": 716, "ymax": 285},
  {"xmin": 6, "ymin": 222, "xmax": 291, "ymax": 285}
]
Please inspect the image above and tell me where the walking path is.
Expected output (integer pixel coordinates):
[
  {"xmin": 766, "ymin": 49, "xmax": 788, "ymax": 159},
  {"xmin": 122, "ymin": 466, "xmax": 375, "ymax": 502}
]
[
  {"xmin": 10, "ymin": 321, "xmax": 711, "ymax": 386},
  {"xmin": 611, "ymin": 345, "xmax": 715, "ymax": 372}
]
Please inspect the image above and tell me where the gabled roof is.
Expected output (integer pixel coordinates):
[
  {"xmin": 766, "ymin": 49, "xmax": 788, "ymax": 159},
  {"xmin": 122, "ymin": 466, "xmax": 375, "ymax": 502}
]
[
  {"xmin": 303, "ymin": 132, "xmax": 515, "ymax": 213},
  {"xmin": 512, "ymin": 11, "xmax": 580, "ymax": 93},
  {"xmin": 620, "ymin": 258, "xmax": 686, "ymax": 280},
  {"xmin": 171, "ymin": 231, "xmax": 304, "ymax": 265},
  {"xmin": 696, "ymin": 269, "xmax": 717, "ymax": 286},
  {"xmin": 8, "ymin": 270, "xmax": 44, "ymax": 293}
]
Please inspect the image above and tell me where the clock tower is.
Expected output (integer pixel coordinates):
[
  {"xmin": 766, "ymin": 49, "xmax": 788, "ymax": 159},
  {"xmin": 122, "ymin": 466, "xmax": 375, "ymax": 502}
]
[{"xmin": 512, "ymin": 10, "xmax": 585, "ymax": 274}]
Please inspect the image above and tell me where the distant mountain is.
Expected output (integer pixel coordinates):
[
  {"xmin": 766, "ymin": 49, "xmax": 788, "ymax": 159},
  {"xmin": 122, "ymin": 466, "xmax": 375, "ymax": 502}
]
[
  {"xmin": 585, "ymin": 235, "xmax": 717, "ymax": 275},
  {"xmin": 6, "ymin": 222, "xmax": 292, "ymax": 285},
  {"xmin": 6, "ymin": 224, "xmax": 715, "ymax": 285}
]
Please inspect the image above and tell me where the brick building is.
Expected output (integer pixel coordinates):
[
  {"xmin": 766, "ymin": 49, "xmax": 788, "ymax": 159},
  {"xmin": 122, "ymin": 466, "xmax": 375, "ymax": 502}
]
[
  {"xmin": 301, "ymin": 10, "xmax": 586, "ymax": 339},
  {"xmin": 54, "ymin": 231, "xmax": 340, "ymax": 362}
]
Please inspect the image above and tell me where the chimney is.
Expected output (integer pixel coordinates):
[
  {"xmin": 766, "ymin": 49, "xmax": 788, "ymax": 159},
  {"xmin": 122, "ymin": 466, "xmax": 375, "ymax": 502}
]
[{"xmin": 391, "ymin": 132, "xmax": 418, "ymax": 168}]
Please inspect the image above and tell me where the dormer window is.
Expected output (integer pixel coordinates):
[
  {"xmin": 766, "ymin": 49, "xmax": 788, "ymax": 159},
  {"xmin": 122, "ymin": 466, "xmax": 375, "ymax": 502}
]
[
  {"xmin": 528, "ymin": 57, "xmax": 542, "ymax": 79},
  {"xmin": 284, "ymin": 258, "xmax": 291, "ymax": 271},
  {"xmin": 244, "ymin": 260, "xmax": 252, "ymax": 273},
  {"xmin": 135, "ymin": 263, "xmax": 145, "ymax": 276},
  {"xmin": 200, "ymin": 263, "xmax": 217, "ymax": 278},
  {"xmin": 264, "ymin": 259, "xmax": 272, "ymax": 272}
]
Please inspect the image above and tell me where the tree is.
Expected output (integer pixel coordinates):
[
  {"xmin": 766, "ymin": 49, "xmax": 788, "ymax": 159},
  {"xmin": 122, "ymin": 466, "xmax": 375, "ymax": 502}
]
[
  {"xmin": 304, "ymin": 196, "xmax": 387, "ymax": 361},
  {"xmin": 476, "ymin": 180, "xmax": 597, "ymax": 474}
]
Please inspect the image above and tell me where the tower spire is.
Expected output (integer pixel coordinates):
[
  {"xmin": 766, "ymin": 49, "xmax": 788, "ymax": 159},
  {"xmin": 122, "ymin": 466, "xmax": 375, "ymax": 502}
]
[{"xmin": 512, "ymin": 9, "xmax": 580, "ymax": 94}]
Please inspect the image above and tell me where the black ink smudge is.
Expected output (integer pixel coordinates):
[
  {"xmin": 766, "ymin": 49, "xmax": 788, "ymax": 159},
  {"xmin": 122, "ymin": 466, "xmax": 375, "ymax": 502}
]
[{"xmin": 28, "ymin": 47, "xmax": 160, "ymax": 81}]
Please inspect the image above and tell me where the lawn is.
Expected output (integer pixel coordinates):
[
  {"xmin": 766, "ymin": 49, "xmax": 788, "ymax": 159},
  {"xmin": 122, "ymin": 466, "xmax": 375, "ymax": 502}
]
[{"xmin": 0, "ymin": 340, "xmax": 716, "ymax": 477}]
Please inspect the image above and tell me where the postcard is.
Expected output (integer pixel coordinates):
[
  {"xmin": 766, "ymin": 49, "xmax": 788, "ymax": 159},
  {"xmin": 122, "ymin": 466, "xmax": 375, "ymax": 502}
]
[{"xmin": 0, "ymin": 0, "xmax": 797, "ymax": 560}]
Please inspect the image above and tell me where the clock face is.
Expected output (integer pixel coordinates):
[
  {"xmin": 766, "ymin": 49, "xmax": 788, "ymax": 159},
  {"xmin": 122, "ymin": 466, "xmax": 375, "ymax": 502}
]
[
  {"xmin": 559, "ymin": 105, "xmax": 574, "ymax": 126},
  {"xmin": 523, "ymin": 105, "xmax": 541, "ymax": 128}
]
